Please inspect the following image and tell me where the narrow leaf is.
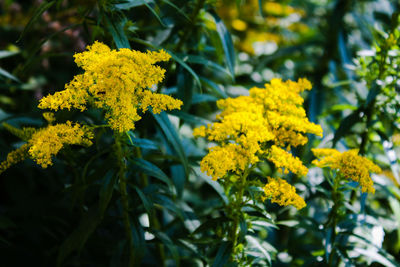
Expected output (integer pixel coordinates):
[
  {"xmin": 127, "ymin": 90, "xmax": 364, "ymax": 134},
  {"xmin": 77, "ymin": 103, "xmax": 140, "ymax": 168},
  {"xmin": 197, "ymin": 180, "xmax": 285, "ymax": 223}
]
[
  {"xmin": 18, "ymin": 1, "xmax": 56, "ymax": 41},
  {"xmin": 153, "ymin": 112, "xmax": 189, "ymax": 178},
  {"xmin": 0, "ymin": 68, "xmax": 20, "ymax": 83},
  {"xmin": 103, "ymin": 14, "xmax": 130, "ymax": 49},
  {"xmin": 209, "ymin": 11, "xmax": 236, "ymax": 78},
  {"xmin": 115, "ymin": 0, "xmax": 154, "ymax": 10},
  {"xmin": 211, "ymin": 241, "xmax": 232, "ymax": 267},
  {"xmin": 131, "ymin": 157, "xmax": 173, "ymax": 188},
  {"xmin": 332, "ymin": 108, "xmax": 362, "ymax": 145}
]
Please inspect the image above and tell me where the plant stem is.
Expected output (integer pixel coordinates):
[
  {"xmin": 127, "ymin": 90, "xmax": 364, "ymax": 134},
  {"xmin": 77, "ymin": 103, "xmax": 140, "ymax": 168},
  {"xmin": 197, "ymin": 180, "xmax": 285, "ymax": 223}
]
[
  {"xmin": 115, "ymin": 135, "xmax": 135, "ymax": 267},
  {"xmin": 327, "ymin": 175, "xmax": 341, "ymax": 266},
  {"xmin": 229, "ymin": 169, "xmax": 248, "ymax": 262}
]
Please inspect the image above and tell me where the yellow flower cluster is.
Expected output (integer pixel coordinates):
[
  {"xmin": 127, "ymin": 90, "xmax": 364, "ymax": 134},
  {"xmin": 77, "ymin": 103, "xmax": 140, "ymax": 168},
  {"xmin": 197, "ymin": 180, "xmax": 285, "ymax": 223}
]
[
  {"xmin": 194, "ymin": 78, "xmax": 322, "ymax": 209},
  {"xmin": 0, "ymin": 122, "xmax": 93, "ymax": 173},
  {"xmin": 28, "ymin": 121, "xmax": 93, "ymax": 168},
  {"xmin": 262, "ymin": 177, "xmax": 306, "ymax": 210},
  {"xmin": 0, "ymin": 143, "xmax": 30, "ymax": 175},
  {"xmin": 312, "ymin": 148, "xmax": 381, "ymax": 193},
  {"xmin": 38, "ymin": 41, "xmax": 182, "ymax": 132}
]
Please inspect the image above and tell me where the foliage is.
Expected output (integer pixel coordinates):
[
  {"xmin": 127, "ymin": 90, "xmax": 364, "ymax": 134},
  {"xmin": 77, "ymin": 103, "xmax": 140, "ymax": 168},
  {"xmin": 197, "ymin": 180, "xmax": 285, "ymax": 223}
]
[{"xmin": 0, "ymin": 0, "xmax": 400, "ymax": 266}]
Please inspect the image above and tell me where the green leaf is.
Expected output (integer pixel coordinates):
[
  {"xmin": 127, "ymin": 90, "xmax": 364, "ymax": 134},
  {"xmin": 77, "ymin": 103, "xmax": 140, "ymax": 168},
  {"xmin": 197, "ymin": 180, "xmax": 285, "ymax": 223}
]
[
  {"xmin": 388, "ymin": 197, "xmax": 400, "ymax": 251},
  {"xmin": 126, "ymin": 132, "xmax": 159, "ymax": 150},
  {"xmin": 193, "ymin": 167, "xmax": 228, "ymax": 204},
  {"xmin": 191, "ymin": 93, "xmax": 218, "ymax": 104},
  {"xmin": 153, "ymin": 194, "xmax": 184, "ymax": 219},
  {"xmin": 192, "ymin": 217, "xmax": 230, "ymax": 235},
  {"xmin": 103, "ymin": 13, "xmax": 131, "ymax": 49},
  {"xmin": 18, "ymin": 1, "xmax": 56, "ymax": 42},
  {"xmin": 171, "ymin": 164, "xmax": 185, "ymax": 198},
  {"xmin": 98, "ymin": 171, "xmax": 117, "ymax": 214},
  {"xmin": 183, "ymin": 54, "xmax": 233, "ymax": 80},
  {"xmin": 151, "ymin": 230, "xmax": 180, "ymax": 266},
  {"xmin": 57, "ymin": 171, "xmax": 115, "ymax": 266},
  {"xmin": 246, "ymin": 235, "xmax": 272, "ymax": 265},
  {"xmin": 142, "ymin": 2, "xmax": 166, "ymax": 27},
  {"xmin": 177, "ymin": 65, "xmax": 195, "ymax": 111},
  {"xmin": 0, "ymin": 68, "xmax": 20, "ymax": 83},
  {"xmin": 167, "ymin": 51, "xmax": 201, "ymax": 87},
  {"xmin": 352, "ymin": 247, "xmax": 398, "ymax": 267},
  {"xmin": 131, "ymin": 220, "xmax": 146, "ymax": 262},
  {"xmin": 200, "ymin": 77, "xmax": 228, "ymax": 98},
  {"xmin": 161, "ymin": 0, "xmax": 190, "ymax": 20},
  {"xmin": 114, "ymin": 0, "xmax": 154, "ymax": 10},
  {"xmin": 332, "ymin": 108, "xmax": 362, "ymax": 145},
  {"xmin": 131, "ymin": 157, "xmax": 173, "ymax": 188},
  {"xmin": 211, "ymin": 241, "xmax": 232, "ymax": 267},
  {"xmin": 169, "ymin": 110, "xmax": 211, "ymax": 125},
  {"xmin": 153, "ymin": 112, "xmax": 189, "ymax": 178},
  {"xmin": 365, "ymin": 81, "xmax": 381, "ymax": 107},
  {"xmin": 0, "ymin": 51, "xmax": 19, "ymax": 59},
  {"xmin": 276, "ymin": 220, "xmax": 299, "ymax": 227},
  {"xmin": 238, "ymin": 216, "xmax": 247, "ymax": 243},
  {"xmin": 209, "ymin": 11, "xmax": 236, "ymax": 78},
  {"xmin": 134, "ymin": 186, "xmax": 153, "ymax": 215}
]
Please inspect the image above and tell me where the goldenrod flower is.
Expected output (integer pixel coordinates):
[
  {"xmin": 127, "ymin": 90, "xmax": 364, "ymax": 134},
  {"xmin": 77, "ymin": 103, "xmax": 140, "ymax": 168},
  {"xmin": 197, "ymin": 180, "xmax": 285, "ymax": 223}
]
[
  {"xmin": 39, "ymin": 41, "xmax": 182, "ymax": 132},
  {"xmin": 42, "ymin": 112, "xmax": 55, "ymax": 124},
  {"xmin": 0, "ymin": 143, "xmax": 30, "ymax": 175},
  {"xmin": 268, "ymin": 145, "xmax": 308, "ymax": 176},
  {"xmin": 28, "ymin": 121, "xmax": 93, "ymax": 168},
  {"xmin": 312, "ymin": 148, "xmax": 381, "ymax": 193},
  {"xmin": 0, "ymin": 121, "xmax": 93, "ymax": 172},
  {"xmin": 194, "ymin": 78, "xmax": 322, "ymax": 180},
  {"xmin": 262, "ymin": 177, "xmax": 306, "ymax": 210},
  {"xmin": 200, "ymin": 143, "xmax": 259, "ymax": 180}
]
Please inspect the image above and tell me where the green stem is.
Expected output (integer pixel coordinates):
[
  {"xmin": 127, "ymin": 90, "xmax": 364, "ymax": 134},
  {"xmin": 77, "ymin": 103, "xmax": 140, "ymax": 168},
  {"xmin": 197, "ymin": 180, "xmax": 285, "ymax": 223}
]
[
  {"xmin": 115, "ymin": 135, "xmax": 135, "ymax": 267},
  {"xmin": 228, "ymin": 169, "xmax": 249, "ymax": 262},
  {"xmin": 327, "ymin": 175, "xmax": 342, "ymax": 266}
]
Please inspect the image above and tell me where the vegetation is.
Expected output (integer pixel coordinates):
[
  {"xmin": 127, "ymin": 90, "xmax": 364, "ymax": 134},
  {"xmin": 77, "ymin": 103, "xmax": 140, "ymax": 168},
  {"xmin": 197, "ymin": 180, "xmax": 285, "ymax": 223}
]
[{"xmin": 1, "ymin": 0, "xmax": 400, "ymax": 266}]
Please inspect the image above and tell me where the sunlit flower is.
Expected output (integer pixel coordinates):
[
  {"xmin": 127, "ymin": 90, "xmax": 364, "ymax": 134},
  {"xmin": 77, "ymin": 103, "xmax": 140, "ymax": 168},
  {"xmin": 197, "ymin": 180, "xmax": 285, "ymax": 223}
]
[
  {"xmin": 312, "ymin": 148, "xmax": 381, "ymax": 193},
  {"xmin": 194, "ymin": 78, "xmax": 322, "ymax": 208},
  {"xmin": 262, "ymin": 177, "xmax": 306, "ymax": 210},
  {"xmin": 39, "ymin": 41, "xmax": 182, "ymax": 132}
]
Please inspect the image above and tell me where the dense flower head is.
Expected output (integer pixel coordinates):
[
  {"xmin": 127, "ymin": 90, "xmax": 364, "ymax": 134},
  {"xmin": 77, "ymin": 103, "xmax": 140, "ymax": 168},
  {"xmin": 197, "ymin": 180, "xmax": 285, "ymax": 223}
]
[
  {"xmin": 28, "ymin": 121, "xmax": 93, "ymax": 168},
  {"xmin": 200, "ymin": 143, "xmax": 259, "ymax": 180},
  {"xmin": 312, "ymin": 148, "xmax": 381, "ymax": 193},
  {"xmin": 194, "ymin": 78, "xmax": 322, "ymax": 209},
  {"xmin": 0, "ymin": 143, "xmax": 30, "ymax": 175},
  {"xmin": 194, "ymin": 78, "xmax": 322, "ymax": 180},
  {"xmin": 0, "ymin": 122, "xmax": 93, "ymax": 173},
  {"xmin": 38, "ymin": 41, "xmax": 182, "ymax": 132},
  {"xmin": 262, "ymin": 177, "xmax": 306, "ymax": 210}
]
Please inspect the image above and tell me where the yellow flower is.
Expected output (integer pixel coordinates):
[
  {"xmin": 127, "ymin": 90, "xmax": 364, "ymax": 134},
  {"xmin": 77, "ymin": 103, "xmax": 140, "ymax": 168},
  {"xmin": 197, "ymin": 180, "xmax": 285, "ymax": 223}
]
[
  {"xmin": 42, "ymin": 112, "xmax": 55, "ymax": 124},
  {"xmin": 0, "ymin": 143, "xmax": 30, "ymax": 175},
  {"xmin": 28, "ymin": 121, "xmax": 93, "ymax": 168},
  {"xmin": 194, "ymin": 78, "xmax": 322, "ymax": 181},
  {"xmin": 200, "ymin": 143, "xmax": 259, "ymax": 180},
  {"xmin": 268, "ymin": 145, "xmax": 308, "ymax": 176},
  {"xmin": 262, "ymin": 177, "xmax": 306, "ymax": 210},
  {"xmin": 39, "ymin": 41, "xmax": 182, "ymax": 132},
  {"xmin": 312, "ymin": 148, "xmax": 381, "ymax": 193}
]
